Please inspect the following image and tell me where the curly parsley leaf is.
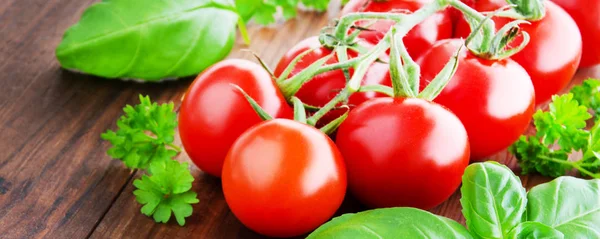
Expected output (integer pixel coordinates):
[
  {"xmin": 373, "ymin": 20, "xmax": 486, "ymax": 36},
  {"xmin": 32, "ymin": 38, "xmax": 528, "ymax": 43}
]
[
  {"xmin": 510, "ymin": 136, "xmax": 571, "ymax": 178},
  {"xmin": 101, "ymin": 95, "xmax": 179, "ymax": 169},
  {"xmin": 134, "ymin": 160, "xmax": 199, "ymax": 226},
  {"xmin": 236, "ymin": 0, "xmax": 330, "ymax": 25},
  {"xmin": 571, "ymin": 78, "xmax": 600, "ymax": 118},
  {"xmin": 511, "ymin": 87, "xmax": 600, "ymax": 179},
  {"xmin": 581, "ymin": 123, "xmax": 600, "ymax": 175},
  {"xmin": 533, "ymin": 94, "xmax": 591, "ymax": 151}
]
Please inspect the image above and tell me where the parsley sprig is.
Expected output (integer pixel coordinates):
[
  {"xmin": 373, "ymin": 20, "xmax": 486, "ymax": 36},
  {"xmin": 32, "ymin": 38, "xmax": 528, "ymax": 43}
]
[
  {"xmin": 134, "ymin": 160, "xmax": 199, "ymax": 226},
  {"xmin": 510, "ymin": 79, "xmax": 600, "ymax": 178},
  {"xmin": 101, "ymin": 95, "xmax": 180, "ymax": 169},
  {"xmin": 102, "ymin": 95, "xmax": 198, "ymax": 226},
  {"xmin": 571, "ymin": 78, "xmax": 600, "ymax": 116}
]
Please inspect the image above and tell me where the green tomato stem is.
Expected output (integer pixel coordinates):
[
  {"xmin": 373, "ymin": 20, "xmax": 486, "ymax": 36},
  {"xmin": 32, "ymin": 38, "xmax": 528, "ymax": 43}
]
[
  {"xmin": 334, "ymin": 12, "xmax": 405, "ymax": 42},
  {"xmin": 299, "ymin": 0, "xmax": 458, "ymax": 124},
  {"xmin": 320, "ymin": 109, "xmax": 349, "ymax": 135},
  {"xmin": 307, "ymin": 89, "xmax": 351, "ymax": 126},
  {"xmin": 540, "ymin": 155, "xmax": 600, "ymax": 179},
  {"xmin": 357, "ymin": 85, "xmax": 394, "ymax": 97},
  {"xmin": 504, "ymin": 0, "xmax": 546, "ymax": 21},
  {"xmin": 418, "ymin": 44, "xmax": 462, "ymax": 101},
  {"xmin": 449, "ymin": 0, "xmax": 487, "ymax": 22},
  {"xmin": 291, "ymin": 97, "xmax": 308, "ymax": 124},
  {"xmin": 279, "ymin": 53, "xmax": 334, "ymax": 99},
  {"xmin": 336, "ymin": 45, "xmax": 352, "ymax": 82},
  {"xmin": 167, "ymin": 143, "xmax": 182, "ymax": 152},
  {"xmin": 276, "ymin": 47, "xmax": 316, "ymax": 83},
  {"xmin": 389, "ymin": 28, "xmax": 417, "ymax": 97},
  {"xmin": 449, "ymin": 0, "xmax": 494, "ymax": 51}
]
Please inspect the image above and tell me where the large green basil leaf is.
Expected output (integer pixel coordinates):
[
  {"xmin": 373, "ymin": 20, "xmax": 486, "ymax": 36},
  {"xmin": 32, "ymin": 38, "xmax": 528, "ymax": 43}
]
[
  {"xmin": 306, "ymin": 207, "xmax": 473, "ymax": 239},
  {"xmin": 56, "ymin": 0, "xmax": 239, "ymax": 81},
  {"xmin": 506, "ymin": 222, "xmax": 564, "ymax": 239},
  {"xmin": 460, "ymin": 162, "xmax": 527, "ymax": 239},
  {"xmin": 527, "ymin": 177, "xmax": 600, "ymax": 238}
]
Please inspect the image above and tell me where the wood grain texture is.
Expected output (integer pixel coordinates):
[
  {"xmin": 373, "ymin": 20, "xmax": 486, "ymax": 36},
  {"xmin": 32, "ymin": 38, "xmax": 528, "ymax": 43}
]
[{"xmin": 1, "ymin": 0, "xmax": 600, "ymax": 238}]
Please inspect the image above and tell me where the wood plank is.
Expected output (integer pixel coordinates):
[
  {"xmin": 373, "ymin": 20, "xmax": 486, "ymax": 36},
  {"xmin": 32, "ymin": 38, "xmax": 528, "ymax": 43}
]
[
  {"xmin": 0, "ymin": 0, "xmax": 188, "ymax": 238},
  {"xmin": 2, "ymin": 0, "xmax": 600, "ymax": 237}
]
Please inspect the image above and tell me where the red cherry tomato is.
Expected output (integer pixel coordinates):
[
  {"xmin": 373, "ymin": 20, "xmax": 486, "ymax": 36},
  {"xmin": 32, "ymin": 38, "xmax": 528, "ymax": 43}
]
[
  {"xmin": 274, "ymin": 36, "xmax": 391, "ymax": 125},
  {"xmin": 222, "ymin": 119, "xmax": 347, "ymax": 237},
  {"xmin": 341, "ymin": 0, "xmax": 454, "ymax": 58},
  {"xmin": 179, "ymin": 59, "xmax": 292, "ymax": 177},
  {"xmin": 336, "ymin": 97, "xmax": 469, "ymax": 210},
  {"xmin": 551, "ymin": 0, "xmax": 600, "ymax": 67},
  {"xmin": 418, "ymin": 39, "xmax": 535, "ymax": 160},
  {"xmin": 454, "ymin": 0, "xmax": 582, "ymax": 104}
]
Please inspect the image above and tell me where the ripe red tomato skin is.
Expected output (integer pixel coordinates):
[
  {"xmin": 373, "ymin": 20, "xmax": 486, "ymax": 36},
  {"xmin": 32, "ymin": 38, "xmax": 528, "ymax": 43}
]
[
  {"xmin": 335, "ymin": 97, "xmax": 470, "ymax": 210},
  {"xmin": 274, "ymin": 36, "xmax": 391, "ymax": 126},
  {"xmin": 551, "ymin": 0, "xmax": 600, "ymax": 67},
  {"xmin": 454, "ymin": 0, "xmax": 582, "ymax": 104},
  {"xmin": 222, "ymin": 119, "xmax": 347, "ymax": 238},
  {"xmin": 178, "ymin": 59, "xmax": 292, "ymax": 177},
  {"xmin": 341, "ymin": 0, "xmax": 454, "ymax": 58},
  {"xmin": 418, "ymin": 39, "xmax": 535, "ymax": 160}
]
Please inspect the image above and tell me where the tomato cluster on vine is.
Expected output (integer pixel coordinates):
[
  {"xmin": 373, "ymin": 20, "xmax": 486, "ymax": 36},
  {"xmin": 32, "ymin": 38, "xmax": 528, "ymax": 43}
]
[{"xmin": 177, "ymin": 0, "xmax": 596, "ymax": 237}]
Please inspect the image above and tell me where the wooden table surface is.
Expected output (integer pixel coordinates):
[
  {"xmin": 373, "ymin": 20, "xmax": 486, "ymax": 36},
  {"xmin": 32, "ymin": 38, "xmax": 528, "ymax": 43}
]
[{"xmin": 2, "ymin": 0, "xmax": 600, "ymax": 238}]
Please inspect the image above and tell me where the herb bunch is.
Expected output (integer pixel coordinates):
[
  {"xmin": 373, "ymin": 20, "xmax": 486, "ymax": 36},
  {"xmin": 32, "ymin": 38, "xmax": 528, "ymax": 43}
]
[
  {"xmin": 511, "ymin": 79, "xmax": 600, "ymax": 178},
  {"xmin": 102, "ymin": 95, "xmax": 198, "ymax": 226}
]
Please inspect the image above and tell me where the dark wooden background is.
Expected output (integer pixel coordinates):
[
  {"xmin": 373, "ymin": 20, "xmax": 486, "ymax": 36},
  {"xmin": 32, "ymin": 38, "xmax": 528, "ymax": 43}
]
[{"xmin": 1, "ymin": 0, "xmax": 599, "ymax": 238}]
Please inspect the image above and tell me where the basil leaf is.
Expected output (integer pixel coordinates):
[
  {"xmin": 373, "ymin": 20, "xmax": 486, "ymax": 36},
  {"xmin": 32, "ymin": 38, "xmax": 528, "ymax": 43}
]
[
  {"xmin": 460, "ymin": 162, "xmax": 527, "ymax": 239},
  {"xmin": 527, "ymin": 177, "xmax": 600, "ymax": 238},
  {"xmin": 306, "ymin": 207, "xmax": 473, "ymax": 239},
  {"xmin": 506, "ymin": 222, "xmax": 564, "ymax": 239},
  {"xmin": 56, "ymin": 0, "xmax": 239, "ymax": 81}
]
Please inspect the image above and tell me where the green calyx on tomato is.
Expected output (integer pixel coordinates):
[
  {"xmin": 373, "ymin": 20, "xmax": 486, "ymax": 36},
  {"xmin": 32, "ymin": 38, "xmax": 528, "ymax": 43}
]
[
  {"xmin": 235, "ymin": 82, "xmax": 351, "ymax": 134},
  {"xmin": 452, "ymin": 0, "xmax": 531, "ymax": 60},
  {"xmin": 388, "ymin": 26, "xmax": 461, "ymax": 101}
]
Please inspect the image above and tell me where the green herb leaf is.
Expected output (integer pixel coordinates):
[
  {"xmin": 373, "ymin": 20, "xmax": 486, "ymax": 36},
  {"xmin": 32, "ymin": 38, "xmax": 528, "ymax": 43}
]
[
  {"xmin": 527, "ymin": 177, "xmax": 600, "ymax": 238},
  {"xmin": 571, "ymin": 79, "xmax": 600, "ymax": 118},
  {"xmin": 101, "ymin": 95, "xmax": 178, "ymax": 169},
  {"xmin": 578, "ymin": 123, "xmax": 600, "ymax": 177},
  {"xmin": 588, "ymin": 123, "xmax": 600, "ymax": 160},
  {"xmin": 133, "ymin": 160, "xmax": 199, "ymax": 226},
  {"xmin": 235, "ymin": 0, "xmax": 330, "ymax": 25},
  {"xmin": 306, "ymin": 207, "xmax": 473, "ymax": 239},
  {"xmin": 510, "ymin": 136, "xmax": 572, "ymax": 178},
  {"xmin": 461, "ymin": 162, "xmax": 527, "ymax": 239},
  {"xmin": 510, "ymin": 90, "xmax": 600, "ymax": 179},
  {"xmin": 534, "ymin": 94, "xmax": 591, "ymax": 152},
  {"xmin": 56, "ymin": 0, "xmax": 239, "ymax": 81},
  {"xmin": 506, "ymin": 222, "xmax": 564, "ymax": 239},
  {"xmin": 235, "ymin": 0, "xmax": 263, "ymax": 21}
]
